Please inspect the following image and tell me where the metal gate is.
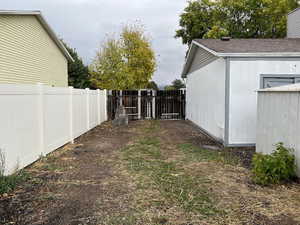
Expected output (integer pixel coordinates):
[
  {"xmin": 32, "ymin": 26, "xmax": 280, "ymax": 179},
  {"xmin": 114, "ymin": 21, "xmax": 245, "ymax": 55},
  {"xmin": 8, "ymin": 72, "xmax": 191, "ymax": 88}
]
[{"xmin": 107, "ymin": 89, "xmax": 186, "ymax": 120}]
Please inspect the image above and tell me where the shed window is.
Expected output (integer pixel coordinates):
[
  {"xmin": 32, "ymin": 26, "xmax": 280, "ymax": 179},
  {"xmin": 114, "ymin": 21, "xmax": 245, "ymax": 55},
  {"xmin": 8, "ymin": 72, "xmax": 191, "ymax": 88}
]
[{"xmin": 261, "ymin": 75, "xmax": 300, "ymax": 89}]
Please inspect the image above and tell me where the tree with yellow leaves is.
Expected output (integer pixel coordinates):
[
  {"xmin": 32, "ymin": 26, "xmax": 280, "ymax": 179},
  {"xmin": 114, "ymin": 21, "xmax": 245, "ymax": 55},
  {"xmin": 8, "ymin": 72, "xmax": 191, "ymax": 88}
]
[{"xmin": 90, "ymin": 24, "xmax": 156, "ymax": 90}]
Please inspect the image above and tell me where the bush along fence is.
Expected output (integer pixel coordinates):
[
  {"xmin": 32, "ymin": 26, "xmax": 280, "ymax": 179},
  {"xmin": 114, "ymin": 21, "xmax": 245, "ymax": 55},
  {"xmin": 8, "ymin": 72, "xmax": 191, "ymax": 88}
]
[{"xmin": 0, "ymin": 83, "xmax": 107, "ymax": 175}]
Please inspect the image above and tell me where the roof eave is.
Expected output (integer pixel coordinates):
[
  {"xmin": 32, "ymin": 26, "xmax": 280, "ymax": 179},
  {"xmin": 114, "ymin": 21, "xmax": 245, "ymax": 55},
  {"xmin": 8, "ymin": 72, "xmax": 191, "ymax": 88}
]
[
  {"xmin": 218, "ymin": 52, "xmax": 300, "ymax": 57},
  {"xmin": 0, "ymin": 10, "xmax": 41, "ymax": 15},
  {"xmin": 288, "ymin": 7, "xmax": 300, "ymax": 16},
  {"xmin": 181, "ymin": 40, "xmax": 219, "ymax": 78},
  {"xmin": 192, "ymin": 40, "xmax": 219, "ymax": 56},
  {"xmin": 182, "ymin": 39, "xmax": 300, "ymax": 78},
  {"xmin": 181, "ymin": 42, "xmax": 196, "ymax": 78},
  {"xmin": 36, "ymin": 13, "xmax": 74, "ymax": 62}
]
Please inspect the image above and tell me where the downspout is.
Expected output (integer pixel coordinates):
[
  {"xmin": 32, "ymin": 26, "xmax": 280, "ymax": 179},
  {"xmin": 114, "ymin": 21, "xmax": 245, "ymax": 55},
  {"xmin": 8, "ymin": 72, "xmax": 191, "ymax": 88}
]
[{"xmin": 224, "ymin": 57, "xmax": 231, "ymax": 147}]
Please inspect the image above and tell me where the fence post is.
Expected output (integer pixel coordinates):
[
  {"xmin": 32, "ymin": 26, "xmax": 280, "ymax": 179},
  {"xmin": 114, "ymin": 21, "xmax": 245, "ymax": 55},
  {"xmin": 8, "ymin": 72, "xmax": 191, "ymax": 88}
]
[
  {"xmin": 152, "ymin": 90, "xmax": 156, "ymax": 119},
  {"xmin": 138, "ymin": 90, "xmax": 141, "ymax": 120},
  {"xmin": 104, "ymin": 90, "xmax": 108, "ymax": 121},
  {"xmin": 86, "ymin": 88, "xmax": 90, "ymax": 131},
  {"xmin": 97, "ymin": 89, "xmax": 101, "ymax": 124},
  {"xmin": 69, "ymin": 86, "xmax": 74, "ymax": 144},
  {"xmin": 37, "ymin": 83, "xmax": 45, "ymax": 156},
  {"xmin": 120, "ymin": 90, "xmax": 123, "ymax": 106}
]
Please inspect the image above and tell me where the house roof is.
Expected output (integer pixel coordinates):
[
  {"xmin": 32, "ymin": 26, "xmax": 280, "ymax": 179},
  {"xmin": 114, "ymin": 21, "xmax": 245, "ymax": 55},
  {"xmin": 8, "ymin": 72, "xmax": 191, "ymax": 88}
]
[
  {"xmin": 182, "ymin": 38, "xmax": 300, "ymax": 77},
  {"xmin": 194, "ymin": 38, "xmax": 300, "ymax": 54},
  {"xmin": 0, "ymin": 10, "xmax": 74, "ymax": 62}
]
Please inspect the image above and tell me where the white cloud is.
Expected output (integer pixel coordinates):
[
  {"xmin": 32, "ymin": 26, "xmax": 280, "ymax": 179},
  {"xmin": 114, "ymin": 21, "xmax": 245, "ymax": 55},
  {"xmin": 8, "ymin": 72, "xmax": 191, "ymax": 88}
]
[{"xmin": 1, "ymin": 0, "xmax": 188, "ymax": 85}]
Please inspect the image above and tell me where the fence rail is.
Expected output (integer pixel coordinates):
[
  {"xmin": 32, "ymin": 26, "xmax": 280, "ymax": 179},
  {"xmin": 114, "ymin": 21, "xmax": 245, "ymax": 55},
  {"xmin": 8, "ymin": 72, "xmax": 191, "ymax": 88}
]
[{"xmin": 0, "ymin": 83, "xmax": 107, "ymax": 175}]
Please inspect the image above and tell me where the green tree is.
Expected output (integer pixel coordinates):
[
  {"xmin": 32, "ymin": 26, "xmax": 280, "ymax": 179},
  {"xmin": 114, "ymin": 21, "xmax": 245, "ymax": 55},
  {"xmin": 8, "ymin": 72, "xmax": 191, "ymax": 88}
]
[
  {"xmin": 203, "ymin": 25, "xmax": 229, "ymax": 39},
  {"xmin": 175, "ymin": 0, "xmax": 298, "ymax": 45},
  {"xmin": 147, "ymin": 81, "xmax": 159, "ymax": 90},
  {"xmin": 90, "ymin": 38, "xmax": 127, "ymax": 90},
  {"xmin": 164, "ymin": 85, "xmax": 175, "ymax": 91},
  {"xmin": 164, "ymin": 79, "xmax": 186, "ymax": 90},
  {"xmin": 175, "ymin": 0, "xmax": 216, "ymax": 45},
  {"xmin": 90, "ymin": 24, "xmax": 156, "ymax": 90},
  {"xmin": 62, "ymin": 41, "xmax": 91, "ymax": 89},
  {"xmin": 172, "ymin": 79, "xmax": 186, "ymax": 90}
]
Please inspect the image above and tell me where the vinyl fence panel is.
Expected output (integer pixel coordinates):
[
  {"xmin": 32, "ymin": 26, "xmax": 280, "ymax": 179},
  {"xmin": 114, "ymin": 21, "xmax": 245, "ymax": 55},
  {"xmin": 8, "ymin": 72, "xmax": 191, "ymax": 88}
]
[
  {"xmin": 89, "ymin": 90, "xmax": 98, "ymax": 129},
  {"xmin": 44, "ymin": 86, "xmax": 71, "ymax": 154},
  {"xmin": 257, "ymin": 84, "xmax": 300, "ymax": 175},
  {"xmin": 0, "ymin": 84, "xmax": 107, "ymax": 175},
  {"xmin": 73, "ymin": 88, "xmax": 88, "ymax": 139}
]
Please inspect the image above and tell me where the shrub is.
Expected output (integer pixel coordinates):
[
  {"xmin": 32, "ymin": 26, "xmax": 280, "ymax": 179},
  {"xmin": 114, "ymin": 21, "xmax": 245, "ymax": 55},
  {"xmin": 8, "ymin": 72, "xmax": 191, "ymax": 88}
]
[{"xmin": 252, "ymin": 143, "xmax": 297, "ymax": 185}]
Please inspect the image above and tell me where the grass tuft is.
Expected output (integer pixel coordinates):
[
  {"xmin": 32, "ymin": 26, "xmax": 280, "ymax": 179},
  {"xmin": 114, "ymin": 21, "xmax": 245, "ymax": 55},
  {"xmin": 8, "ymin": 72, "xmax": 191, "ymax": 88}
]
[
  {"xmin": 142, "ymin": 120, "xmax": 160, "ymax": 133},
  {"xmin": 0, "ymin": 170, "xmax": 29, "ymax": 195},
  {"xmin": 178, "ymin": 143, "xmax": 239, "ymax": 165},
  {"xmin": 122, "ymin": 136, "xmax": 220, "ymax": 216}
]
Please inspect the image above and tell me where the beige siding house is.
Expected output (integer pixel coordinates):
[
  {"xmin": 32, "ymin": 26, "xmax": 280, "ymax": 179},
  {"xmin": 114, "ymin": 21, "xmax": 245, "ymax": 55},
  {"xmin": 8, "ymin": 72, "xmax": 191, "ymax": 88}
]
[{"xmin": 0, "ymin": 10, "xmax": 73, "ymax": 87}]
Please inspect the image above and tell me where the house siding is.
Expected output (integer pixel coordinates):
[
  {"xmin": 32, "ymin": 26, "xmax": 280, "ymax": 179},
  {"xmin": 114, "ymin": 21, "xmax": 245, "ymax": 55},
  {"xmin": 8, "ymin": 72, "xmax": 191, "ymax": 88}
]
[
  {"xmin": 287, "ymin": 8, "xmax": 300, "ymax": 38},
  {"xmin": 186, "ymin": 58, "xmax": 226, "ymax": 142},
  {"xmin": 228, "ymin": 58, "xmax": 300, "ymax": 145},
  {"xmin": 0, "ymin": 15, "xmax": 68, "ymax": 87},
  {"xmin": 188, "ymin": 47, "xmax": 218, "ymax": 74}
]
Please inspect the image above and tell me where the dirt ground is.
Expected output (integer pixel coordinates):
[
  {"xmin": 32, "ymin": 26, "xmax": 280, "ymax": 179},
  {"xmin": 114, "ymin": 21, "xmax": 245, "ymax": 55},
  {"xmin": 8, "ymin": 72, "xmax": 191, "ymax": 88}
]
[{"xmin": 1, "ymin": 120, "xmax": 300, "ymax": 225}]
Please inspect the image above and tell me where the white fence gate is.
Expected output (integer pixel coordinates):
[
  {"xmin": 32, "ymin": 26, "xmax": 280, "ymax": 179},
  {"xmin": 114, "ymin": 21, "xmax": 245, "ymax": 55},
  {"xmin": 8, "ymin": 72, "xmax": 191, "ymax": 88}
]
[{"xmin": 0, "ymin": 83, "xmax": 107, "ymax": 175}]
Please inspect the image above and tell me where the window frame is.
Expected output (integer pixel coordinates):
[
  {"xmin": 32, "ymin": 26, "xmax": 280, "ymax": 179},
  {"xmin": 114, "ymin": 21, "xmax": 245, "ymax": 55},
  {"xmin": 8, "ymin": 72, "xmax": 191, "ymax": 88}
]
[{"xmin": 260, "ymin": 74, "xmax": 300, "ymax": 89}]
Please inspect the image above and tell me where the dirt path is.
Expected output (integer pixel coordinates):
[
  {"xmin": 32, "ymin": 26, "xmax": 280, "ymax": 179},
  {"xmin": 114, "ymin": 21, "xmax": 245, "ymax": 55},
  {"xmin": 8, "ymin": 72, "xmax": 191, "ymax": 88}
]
[{"xmin": 1, "ymin": 121, "xmax": 300, "ymax": 225}]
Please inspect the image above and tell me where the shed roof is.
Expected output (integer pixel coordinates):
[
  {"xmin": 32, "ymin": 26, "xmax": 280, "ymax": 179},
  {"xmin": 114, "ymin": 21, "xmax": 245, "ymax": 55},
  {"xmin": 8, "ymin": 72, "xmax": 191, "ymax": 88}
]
[
  {"xmin": 194, "ymin": 38, "xmax": 300, "ymax": 54},
  {"xmin": 0, "ymin": 10, "xmax": 74, "ymax": 62},
  {"xmin": 258, "ymin": 83, "xmax": 300, "ymax": 92},
  {"xmin": 182, "ymin": 38, "xmax": 300, "ymax": 77},
  {"xmin": 288, "ymin": 7, "xmax": 300, "ymax": 15}
]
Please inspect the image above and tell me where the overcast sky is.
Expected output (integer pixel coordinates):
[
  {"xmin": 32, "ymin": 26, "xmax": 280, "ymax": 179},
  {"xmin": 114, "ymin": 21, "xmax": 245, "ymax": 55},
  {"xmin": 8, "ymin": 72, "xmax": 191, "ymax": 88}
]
[{"xmin": 2, "ymin": 0, "xmax": 188, "ymax": 86}]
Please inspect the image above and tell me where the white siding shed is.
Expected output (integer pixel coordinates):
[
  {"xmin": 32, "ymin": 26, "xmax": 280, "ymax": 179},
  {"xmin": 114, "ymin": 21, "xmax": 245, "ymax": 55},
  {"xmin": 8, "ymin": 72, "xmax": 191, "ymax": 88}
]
[{"xmin": 182, "ymin": 39, "xmax": 300, "ymax": 147}]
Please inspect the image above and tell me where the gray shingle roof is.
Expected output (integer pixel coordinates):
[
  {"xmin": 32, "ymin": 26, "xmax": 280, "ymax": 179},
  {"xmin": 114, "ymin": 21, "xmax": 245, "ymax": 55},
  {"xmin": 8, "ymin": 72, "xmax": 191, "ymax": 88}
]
[{"xmin": 194, "ymin": 38, "xmax": 300, "ymax": 53}]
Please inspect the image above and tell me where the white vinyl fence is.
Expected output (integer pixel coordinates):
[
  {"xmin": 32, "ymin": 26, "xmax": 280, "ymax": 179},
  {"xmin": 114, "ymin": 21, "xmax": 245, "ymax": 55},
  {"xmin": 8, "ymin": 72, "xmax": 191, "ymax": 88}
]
[
  {"xmin": 256, "ymin": 83, "xmax": 300, "ymax": 176},
  {"xmin": 0, "ymin": 83, "xmax": 107, "ymax": 175}
]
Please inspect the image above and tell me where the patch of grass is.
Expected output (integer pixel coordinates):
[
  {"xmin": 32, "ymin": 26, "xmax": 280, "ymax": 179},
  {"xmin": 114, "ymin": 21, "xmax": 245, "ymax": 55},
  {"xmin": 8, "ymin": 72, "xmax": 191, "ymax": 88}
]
[
  {"xmin": 122, "ymin": 137, "xmax": 220, "ymax": 216},
  {"xmin": 152, "ymin": 216, "xmax": 168, "ymax": 224},
  {"xmin": 38, "ymin": 192, "xmax": 59, "ymax": 201},
  {"xmin": 178, "ymin": 143, "xmax": 238, "ymax": 165},
  {"xmin": 143, "ymin": 120, "xmax": 160, "ymax": 133},
  {"xmin": 104, "ymin": 213, "xmax": 138, "ymax": 225},
  {"xmin": 40, "ymin": 163, "xmax": 63, "ymax": 172},
  {"xmin": 0, "ymin": 170, "xmax": 29, "ymax": 195}
]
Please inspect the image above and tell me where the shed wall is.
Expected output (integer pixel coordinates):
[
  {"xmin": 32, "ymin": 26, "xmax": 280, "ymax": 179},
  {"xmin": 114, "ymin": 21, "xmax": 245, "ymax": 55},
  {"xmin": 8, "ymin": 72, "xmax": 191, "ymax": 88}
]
[
  {"xmin": 256, "ymin": 91, "xmax": 300, "ymax": 175},
  {"xmin": 229, "ymin": 58, "xmax": 300, "ymax": 145},
  {"xmin": 186, "ymin": 58, "xmax": 226, "ymax": 142},
  {"xmin": 288, "ymin": 9, "xmax": 300, "ymax": 38},
  {"xmin": 0, "ymin": 15, "xmax": 68, "ymax": 87}
]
